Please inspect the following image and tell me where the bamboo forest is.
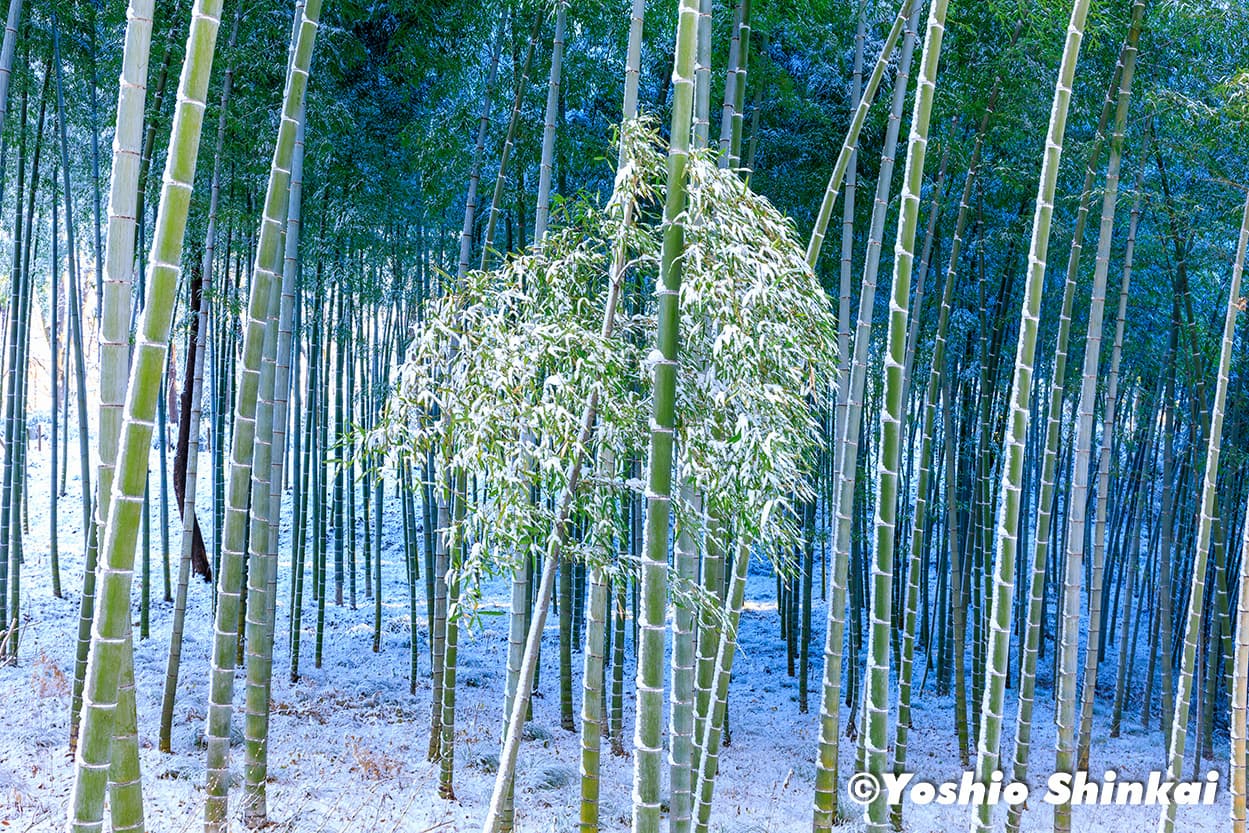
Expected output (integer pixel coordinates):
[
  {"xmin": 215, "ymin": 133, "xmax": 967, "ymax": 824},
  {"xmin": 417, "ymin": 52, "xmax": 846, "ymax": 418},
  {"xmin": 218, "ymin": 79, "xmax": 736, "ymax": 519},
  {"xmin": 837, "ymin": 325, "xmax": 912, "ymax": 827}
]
[{"xmin": 2, "ymin": 0, "xmax": 1249, "ymax": 830}]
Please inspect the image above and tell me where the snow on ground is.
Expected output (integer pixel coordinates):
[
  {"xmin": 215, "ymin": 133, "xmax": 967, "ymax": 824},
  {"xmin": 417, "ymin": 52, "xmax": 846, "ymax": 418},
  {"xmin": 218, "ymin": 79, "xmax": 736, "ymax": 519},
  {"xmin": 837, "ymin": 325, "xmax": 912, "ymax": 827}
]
[{"xmin": 0, "ymin": 441, "xmax": 1233, "ymax": 832}]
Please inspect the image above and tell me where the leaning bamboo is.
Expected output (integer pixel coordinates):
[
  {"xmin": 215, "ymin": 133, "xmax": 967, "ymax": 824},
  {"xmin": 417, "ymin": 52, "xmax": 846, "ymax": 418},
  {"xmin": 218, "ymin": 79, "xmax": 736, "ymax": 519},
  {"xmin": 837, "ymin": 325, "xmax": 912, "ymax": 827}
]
[
  {"xmin": 805, "ymin": 0, "xmax": 914, "ymax": 271},
  {"xmin": 158, "ymin": 5, "xmax": 239, "ymax": 754},
  {"xmin": 974, "ymin": 0, "xmax": 1096, "ymax": 830},
  {"xmin": 204, "ymin": 1, "xmax": 322, "ymax": 827},
  {"xmin": 480, "ymin": 6, "xmax": 649, "ymax": 830},
  {"xmin": 1160, "ymin": 188, "xmax": 1248, "ymax": 833},
  {"xmin": 67, "ymin": 0, "xmax": 224, "ymax": 825}
]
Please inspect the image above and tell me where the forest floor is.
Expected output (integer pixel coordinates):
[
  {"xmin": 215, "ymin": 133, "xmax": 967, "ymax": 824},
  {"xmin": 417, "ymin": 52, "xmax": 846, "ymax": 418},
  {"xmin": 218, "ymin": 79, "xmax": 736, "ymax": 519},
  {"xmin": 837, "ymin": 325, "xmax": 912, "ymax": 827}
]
[{"xmin": 0, "ymin": 442, "xmax": 1233, "ymax": 832}]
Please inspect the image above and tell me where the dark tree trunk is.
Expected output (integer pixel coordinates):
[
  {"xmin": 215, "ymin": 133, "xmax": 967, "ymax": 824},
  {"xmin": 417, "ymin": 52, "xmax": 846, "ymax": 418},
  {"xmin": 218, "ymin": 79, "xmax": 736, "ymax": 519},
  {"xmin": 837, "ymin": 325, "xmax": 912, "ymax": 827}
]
[{"xmin": 173, "ymin": 262, "xmax": 211, "ymax": 581}]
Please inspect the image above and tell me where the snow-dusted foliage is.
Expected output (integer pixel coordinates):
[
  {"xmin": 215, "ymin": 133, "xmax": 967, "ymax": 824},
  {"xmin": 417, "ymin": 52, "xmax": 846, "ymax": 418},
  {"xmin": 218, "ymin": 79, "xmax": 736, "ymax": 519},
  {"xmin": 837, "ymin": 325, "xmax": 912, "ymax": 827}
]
[
  {"xmin": 370, "ymin": 118, "xmax": 836, "ymax": 618},
  {"xmin": 677, "ymin": 152, "xmax": 837, "ymax": 568},
  {"xmin": 369, "ymin": 121, "xmax": 663, "ymax": 614}
]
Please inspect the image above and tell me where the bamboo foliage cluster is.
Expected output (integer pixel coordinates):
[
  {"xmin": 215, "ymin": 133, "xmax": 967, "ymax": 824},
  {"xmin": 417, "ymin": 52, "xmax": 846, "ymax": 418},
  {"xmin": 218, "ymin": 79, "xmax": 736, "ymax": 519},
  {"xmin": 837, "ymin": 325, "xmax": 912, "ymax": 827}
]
[{"xmin": 372, "ymin": 112, "xmax": 835, "ymax": 828}]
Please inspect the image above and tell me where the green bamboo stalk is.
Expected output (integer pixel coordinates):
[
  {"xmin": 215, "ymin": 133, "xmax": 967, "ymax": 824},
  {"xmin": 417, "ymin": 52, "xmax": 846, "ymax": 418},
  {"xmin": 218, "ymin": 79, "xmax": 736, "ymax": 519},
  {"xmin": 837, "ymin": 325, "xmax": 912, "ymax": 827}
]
[
  {"xmin": 692, "ymin": 508, "xmax": 724, "ymax": 779},
  {"xmin": 50, "ymin": 159, "xmax": 61, "ymax": 601},
  {"xmin": 210, "ymin": 250, "xmax": 229, "ymax": 592},
  {"xmin": 1146, "ymin": 320, "xmax": 1177, "ymax": 737},
  {"xmin": 862, "ymin": 1, "xmax": 949, "ymax": 830},
  {"xmin": 87, "ymin": 4, "xmax": 103, "ymax": 329},
  {"xmin": 438, "ymin": 474, "xmax": 465, "ymax": 798},
  {"xmin": 798, "ymin": 497, "xmax": 815, "ymax": 713},
  {"xmin": 157, "ymin": 391, "xmax": 171, "ymax": 606},
  {"xmin": 632, "ymin": 3, "xmax": 698, "ymax": 830},
  {"xmin": 944, "ymin": 355, "xmax": 968, "ymax": 757},
  {"xmin": 70, "ymin": 0, "xmax": 151, "ymax": 753},
  {"xmin": 690, "ymin": 541, "xmax": 751, "ymax": 833},
  {"xmin": 499, "ymin": 540, "xmax": 530, "ymax": 831},
  {"xmin": 1232, "ymin": 489, "xmax": 1249, "ymax": 833},
  {"xmin": 67, "ymin": 0, "xmax": 225, "ymax": 823},
  {"xmin": 692, "ymin": 0, "xmax": 711, "ymax": 149},
  {"xmin": 716, "ymin": 0, "xmax": 750, "ymax": 168},
  {"xmin": 1075, "ymin": 2, "xmax": 1145, "ymax": 770},
  {"xmin": 109, "ymin": 634, "xmax": 144, "ymax": 833},
  {"xmin": 611, "ymin": 569, "xmax": 627, "ymax": 756},
  {"xmin": 240, "ymin": 238, "xmax": 284, "ymax": 828},
  {"xmin": 291, "ymin": 275, "xmax": 320, "ymax": 681},
  {"xmin": 560, "ymin": 548, "xmax": 575, "ymax": 731},
  {"xmin": 980, "ymin": 2, "xmax": 1097, "ymax": 831},
  {"xmin": 332, "ymin": 291, "xmax": 346, "ymax": 607},
  {"xmin": 715, "ymin": 0, "xmax": 744, "ymax": 168},
  {"xmin": 1053, "ymin": 19, "xmax": 1140, "ymax": 833},
  {"xmin": 370, "ymin": 315, "xmax": 385, "ymax": 651},
  {"xmin": 533, "ymin": 1, "xmax": 567, "ymax": 241},
  {"xmin": 0, "ymin": 69, "xmax": 30, "ymax": 661},
  {"xmin": 269, "ymin": 108, "xmax": 304, "ymax": 566},
  {"xmin": 813, "ymin": 5, "xmax": 919, "ymax": 826},
  {"xmin": 670, "ymin": 485, "xmax": 699, "ymax": 833},
  {"xmin": 158, "ymin": 4, "xmax": 238, "ymax": 754},
  {"xmin": 742, "ymin": 39, "xmax": 765, "ymax": 173},
  {"xmin": 205, "ymin": 0, "xmax": 322, "ymax": 826},
  {"xmin": 498, "ymin": 430, "xmax": 538, "ymax": 828},
  {"xmin": 579, "ymin": 564, "xmax": 608, "ymax": 833},
  {"xmin": 243, "ymin": 13, "xmax": 308, "ymax": 821},
  {"xmin": 1159, "ymin": 188, "xmax": 1248, "ymax": 833},
  {"xmin": 0, "ymin": 0, "xmax": 25, "ymax": 644},
  {"xmin": 896, "ymin": 132, "xmax": 952, "ymax": 422},
  {"xmin": 828, "ymin": 0, "xmax": 863, "ymax": 750},
  {"xmin": 428, "ymin": 469, "xmax": 448, "ymax": 759},
  {"xmin": 1005, "ymin": 43, "xmax": 1131, "ymax": 833},
  {"xmin": 314, "ymin": 293, "xmax": 329, "ymax": 637},
  {"xmin": 421, "ymin": 455, "xmax": 434, "ymax": 680},
  {"xmin": 361, "ymin": 309, "xmax": 372, "ymax": 606},
  {"xmin": 1111, "ymin": 390, "xmax": 1154, "ymax": 738},
  {"xmin": 726, "ymin": 0, "xmax": 751, "ymax": 167},
  {"xmin": 345, "ymin": 319, "xmax": 357, "ymax": 610},
  {"xmin": 0, "ymin": 0, "xmax": 22, "ymax": 141}
]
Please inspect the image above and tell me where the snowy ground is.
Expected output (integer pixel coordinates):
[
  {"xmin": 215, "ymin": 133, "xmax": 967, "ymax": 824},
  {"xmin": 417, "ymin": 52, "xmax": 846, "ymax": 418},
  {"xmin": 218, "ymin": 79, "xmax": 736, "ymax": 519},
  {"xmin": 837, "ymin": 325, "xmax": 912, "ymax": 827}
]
[{"xmin": 0, "ymin": 441, "xmax": 1233, "ymax": 832}]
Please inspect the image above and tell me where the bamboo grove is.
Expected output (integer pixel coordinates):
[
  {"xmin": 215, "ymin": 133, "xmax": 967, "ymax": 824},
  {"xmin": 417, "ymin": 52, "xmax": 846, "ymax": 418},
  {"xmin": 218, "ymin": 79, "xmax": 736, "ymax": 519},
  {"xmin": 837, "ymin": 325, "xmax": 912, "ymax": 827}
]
[{"xmin": 0, "ymin": 0, "xmax": 1247, "ymax": 832}]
